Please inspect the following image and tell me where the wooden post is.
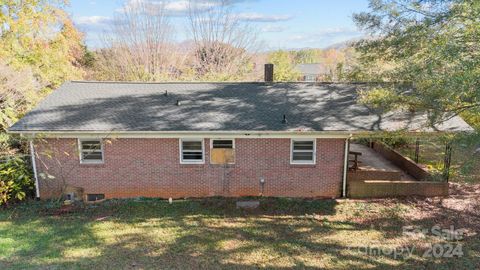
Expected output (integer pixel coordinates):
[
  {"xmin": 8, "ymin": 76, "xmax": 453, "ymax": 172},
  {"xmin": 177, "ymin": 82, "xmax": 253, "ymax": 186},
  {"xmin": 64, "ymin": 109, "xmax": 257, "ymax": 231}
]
[
  {"xmin": 414, "ymin": 138, "xmax": 420, "ymax": 163},
  {"xmin": 443, "ymin": 142, "xmax": 452, "ymax": 182},
  {"xmin": 264, "ymin": 64, "xmax": 274, "ymax": 82}
]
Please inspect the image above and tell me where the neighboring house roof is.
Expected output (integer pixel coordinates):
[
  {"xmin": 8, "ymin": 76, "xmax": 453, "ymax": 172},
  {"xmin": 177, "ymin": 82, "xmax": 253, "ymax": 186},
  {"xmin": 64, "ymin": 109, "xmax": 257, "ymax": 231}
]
[
  {"xmin": 8, "ymin": 81, "xmax": 473, "ymax": 133},
  {"xmin": 296, "ymin": 63, "xmax": 327, "ymax": 75}
]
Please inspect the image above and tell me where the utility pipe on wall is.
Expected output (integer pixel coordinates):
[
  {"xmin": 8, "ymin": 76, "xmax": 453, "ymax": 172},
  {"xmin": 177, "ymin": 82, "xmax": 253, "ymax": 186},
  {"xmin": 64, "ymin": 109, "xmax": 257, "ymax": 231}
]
[
  {"xmin": 29, "ymin": 140, "xmax": 40, "ymax": 198},
  {"xmin": 342, "ymin": 136, "xmax": 351, "ymax": 198}
]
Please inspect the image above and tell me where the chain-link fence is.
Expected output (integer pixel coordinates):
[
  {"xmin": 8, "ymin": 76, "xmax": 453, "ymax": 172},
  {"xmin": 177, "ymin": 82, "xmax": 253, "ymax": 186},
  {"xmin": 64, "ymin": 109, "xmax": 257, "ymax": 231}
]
[
  {"xmin": 353, "ymin": 133, "xmax": 480, "ymax": 183},
  {"xmin": 390, "ymin": 138, "xmax": 450, "ymax": 181}
]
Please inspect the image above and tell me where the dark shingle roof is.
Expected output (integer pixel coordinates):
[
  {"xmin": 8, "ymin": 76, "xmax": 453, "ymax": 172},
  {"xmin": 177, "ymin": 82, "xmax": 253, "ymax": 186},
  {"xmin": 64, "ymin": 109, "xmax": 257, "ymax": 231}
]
[{"xmin": 8, "ymin": 81, "xmax": 473, "ymax": 133}]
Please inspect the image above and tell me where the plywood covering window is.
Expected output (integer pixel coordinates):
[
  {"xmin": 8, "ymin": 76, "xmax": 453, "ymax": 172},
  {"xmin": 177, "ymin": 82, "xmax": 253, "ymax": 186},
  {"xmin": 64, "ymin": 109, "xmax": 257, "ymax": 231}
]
[
  {"xmin": 211, "ymin": 139, "xmax": 235, "ymax": 164},
  {"xmin": 291, "ymin": 139, "xmax": 316, "ymax": 165},
  {"xmin": 79, "ymin": 139, "xmax": 104, "ymax": 164},
  {"xmin": 180, "ymin": 139, "xmax": 204, "ymax": 164}
]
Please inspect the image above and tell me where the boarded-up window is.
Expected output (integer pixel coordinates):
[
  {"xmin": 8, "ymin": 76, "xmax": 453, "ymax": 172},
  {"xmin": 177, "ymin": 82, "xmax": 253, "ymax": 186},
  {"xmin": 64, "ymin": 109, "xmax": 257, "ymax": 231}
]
[
  {"xmin": 79, "ymin": 139, "xmax": 103, "ymax": 163},
  {"xmin": 211, "ymin": 139, "xmax": 235, "ymax": 164},
  {"xmin": 291, "ymin": 139, "xmax": 316, "ymax": 164},
  {"xmin": 180, "ymin": 139, "xmax": 204, "ymax": 163}
]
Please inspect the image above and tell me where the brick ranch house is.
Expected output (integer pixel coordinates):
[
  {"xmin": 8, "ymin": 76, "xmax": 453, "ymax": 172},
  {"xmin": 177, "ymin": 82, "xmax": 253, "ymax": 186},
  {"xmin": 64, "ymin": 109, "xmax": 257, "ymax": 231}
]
[{"xmin": 8, "ymin": 68, "xmax": 473, "ymax": 201}]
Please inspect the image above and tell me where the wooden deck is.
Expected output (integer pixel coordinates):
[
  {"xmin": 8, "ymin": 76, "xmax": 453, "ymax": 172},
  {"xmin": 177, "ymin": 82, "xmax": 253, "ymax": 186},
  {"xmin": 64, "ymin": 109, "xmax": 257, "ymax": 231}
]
[{"xmin": 349, "ymin": 144, "xmax": 416, "ymax": 181}]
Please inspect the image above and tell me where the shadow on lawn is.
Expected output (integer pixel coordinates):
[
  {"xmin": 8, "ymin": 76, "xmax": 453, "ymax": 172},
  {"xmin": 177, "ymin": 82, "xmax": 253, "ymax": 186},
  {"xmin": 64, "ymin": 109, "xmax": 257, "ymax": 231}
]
[{"xmin": 1, "ymin": 197, "xmax": 479, "ymax": 269}]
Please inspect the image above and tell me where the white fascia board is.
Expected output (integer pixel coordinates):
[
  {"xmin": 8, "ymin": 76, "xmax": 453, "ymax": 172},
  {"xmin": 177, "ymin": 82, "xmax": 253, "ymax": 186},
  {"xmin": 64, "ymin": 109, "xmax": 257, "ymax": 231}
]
[{"xmin": 15, "ymin": 130, "xmax": 353, "ymax": 139}]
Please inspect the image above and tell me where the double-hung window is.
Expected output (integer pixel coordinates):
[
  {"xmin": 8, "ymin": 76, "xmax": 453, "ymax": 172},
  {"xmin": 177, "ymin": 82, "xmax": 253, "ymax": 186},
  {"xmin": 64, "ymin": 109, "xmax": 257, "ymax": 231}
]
[
  {"xmin": 180, "ymin": 139, "xmax": 204, "ymax": 164},
  {"xmin": 291, "ymin": 139, "xmax": 316, "ymax": 164},
  {"xmin": 79, "ymin": 139, "xmax": 104, "ymax": 164},
  {"xmin": 305, "ymin": 75, "xmax": 316, "ymax": 82}
]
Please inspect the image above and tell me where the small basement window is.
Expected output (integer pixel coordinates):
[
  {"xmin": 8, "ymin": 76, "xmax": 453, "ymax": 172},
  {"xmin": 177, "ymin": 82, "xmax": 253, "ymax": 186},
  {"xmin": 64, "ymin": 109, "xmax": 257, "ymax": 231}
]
[
  {"xmin": 291, "ymin": 139, "xmax": 316, "ymax": 164},
  {"xmin": 79, "ymin": 139, "xmax": 104, "ymax": 164},
  {"xmin": 211, "ymin": 139, "xmax": 235, "ymax": 164},
  {"xmin": 180, "ymin": 139, "xmax": 204, "ymax": 164},
  {"xmin": 86, "ymin": 194, "xmax": 105, "ymax": 202}
]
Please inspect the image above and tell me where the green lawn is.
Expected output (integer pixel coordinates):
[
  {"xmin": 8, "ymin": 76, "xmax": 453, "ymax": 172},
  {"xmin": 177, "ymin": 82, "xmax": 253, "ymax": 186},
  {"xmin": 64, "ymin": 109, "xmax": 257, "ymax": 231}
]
[{"xmin": 1, "ymin": 192, "xmax": 479, "ymax": 269}]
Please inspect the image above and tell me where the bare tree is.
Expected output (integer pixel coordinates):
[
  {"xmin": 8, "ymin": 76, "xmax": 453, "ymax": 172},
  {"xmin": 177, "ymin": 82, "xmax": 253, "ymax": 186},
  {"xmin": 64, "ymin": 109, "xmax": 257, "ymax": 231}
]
[
  {"xmin": 35, "ymin": 135, "xmax": 117, "ymax": 200},
  {"xmin": 97, "ymin": 1, "xmax": 177, "ymax": 81},
  {"xmin": 0, "ymin": 63, "xmax": 39, "ymax": 133},
  {"xmin": 187, "ymin": 0, "xmax": 260, "ymax": 79}
]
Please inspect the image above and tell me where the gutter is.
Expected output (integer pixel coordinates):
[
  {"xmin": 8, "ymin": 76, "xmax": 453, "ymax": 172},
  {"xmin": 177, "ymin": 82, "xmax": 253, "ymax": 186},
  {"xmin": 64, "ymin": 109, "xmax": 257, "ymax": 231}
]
[
  {"xmin": 342, "ymin": 135, "xmax": 352, "ymax": 198},
  {"xmin": 29, "ymin": 140, "xmax": 40, "ymax": 199},
  {"xmin": 9, "ymin": 130, "xmax": 353, "ymax": 139},
  {"xmin": 8, "ymin": 129, "xmax": 473, "ymax": 139}
]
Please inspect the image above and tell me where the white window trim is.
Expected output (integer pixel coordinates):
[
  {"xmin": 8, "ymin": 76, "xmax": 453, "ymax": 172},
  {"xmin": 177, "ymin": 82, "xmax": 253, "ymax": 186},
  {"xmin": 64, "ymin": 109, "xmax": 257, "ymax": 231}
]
[
  {"xmin": 290, "ymin": 138, "xmax": 316, "ymax": 165},
  {"xmin": 210, "ymin": 138, "xmax": 235, "ymax": 149},
  {"xmin": 78, "ymin": 138, "xmax": 104, "ymax": 164},
  {"xmin": 179, "ymin": 138, "xmax": 205, "ymax": 164}
]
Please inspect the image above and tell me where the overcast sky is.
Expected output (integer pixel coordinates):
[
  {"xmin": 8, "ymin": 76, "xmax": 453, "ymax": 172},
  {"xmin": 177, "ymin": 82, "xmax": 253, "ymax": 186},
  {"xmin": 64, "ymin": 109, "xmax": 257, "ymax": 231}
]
[{"xmin": 69, "ymin": 0, "xmax": 369, "ymax": 50}]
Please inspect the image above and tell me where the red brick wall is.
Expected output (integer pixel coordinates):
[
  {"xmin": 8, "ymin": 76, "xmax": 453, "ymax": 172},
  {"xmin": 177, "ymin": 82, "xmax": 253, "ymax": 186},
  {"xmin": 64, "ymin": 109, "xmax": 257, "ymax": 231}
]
[{"xmin": 34, "ymin": 138, "xmax": 345, "ymax": 199}]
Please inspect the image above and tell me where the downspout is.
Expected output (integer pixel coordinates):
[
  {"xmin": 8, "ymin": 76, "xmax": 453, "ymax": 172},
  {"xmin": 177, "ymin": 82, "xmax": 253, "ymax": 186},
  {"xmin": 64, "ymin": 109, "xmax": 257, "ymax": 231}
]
[
  {"xmin": 29, "ymin": 139, "xmax": 40, "ymax": 199},
  {"xmin": 342, "ymin": 135, "xmax": 351, "ymax": 198}
]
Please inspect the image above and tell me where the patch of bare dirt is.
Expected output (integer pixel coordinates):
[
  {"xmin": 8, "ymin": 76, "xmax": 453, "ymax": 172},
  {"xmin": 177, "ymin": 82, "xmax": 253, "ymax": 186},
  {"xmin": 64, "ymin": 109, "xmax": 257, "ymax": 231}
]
[{"xmin": 404, "ymin": 183, "xmax": 480, "ymax": 233}]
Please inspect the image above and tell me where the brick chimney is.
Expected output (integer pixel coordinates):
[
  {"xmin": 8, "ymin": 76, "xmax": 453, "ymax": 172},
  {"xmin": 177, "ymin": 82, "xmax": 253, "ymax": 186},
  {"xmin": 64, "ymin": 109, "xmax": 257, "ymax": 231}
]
[{"xmin": 264, "ymin": 64, "xmax": 274, "ymax": 82}]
